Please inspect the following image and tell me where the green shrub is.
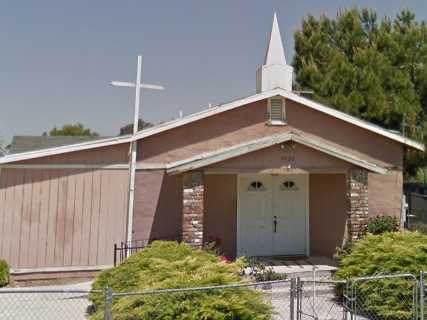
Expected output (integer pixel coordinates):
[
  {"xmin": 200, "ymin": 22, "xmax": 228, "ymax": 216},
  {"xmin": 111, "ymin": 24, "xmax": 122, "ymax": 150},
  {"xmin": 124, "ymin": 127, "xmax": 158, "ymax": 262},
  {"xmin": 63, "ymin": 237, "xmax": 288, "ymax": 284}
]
[
  {"xmin": 366, "ymin": 215, "xmax": 399, "ymax": 235},
  {"xmin": 0, "ymin": 259, "xmax": 9, "ymax": 287},
  {"xmin": 335, "ymin": 232, "xmax": 427, "ymax": 320},
  {"xmin": 90, "ymin": 241, "xmax": 272, "ymax": 320}
]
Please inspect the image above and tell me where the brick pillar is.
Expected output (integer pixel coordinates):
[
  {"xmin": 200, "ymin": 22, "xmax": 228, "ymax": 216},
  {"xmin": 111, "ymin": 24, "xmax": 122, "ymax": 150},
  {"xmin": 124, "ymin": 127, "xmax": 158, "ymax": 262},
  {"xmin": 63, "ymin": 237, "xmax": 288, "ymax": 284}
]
[
  {"xmin": 182, "ymin": 171, "xmax": 204, "ymax": 248},
  {"xmin": 347, "ymin": 168, "xmax": 369, "ymax": 241}
]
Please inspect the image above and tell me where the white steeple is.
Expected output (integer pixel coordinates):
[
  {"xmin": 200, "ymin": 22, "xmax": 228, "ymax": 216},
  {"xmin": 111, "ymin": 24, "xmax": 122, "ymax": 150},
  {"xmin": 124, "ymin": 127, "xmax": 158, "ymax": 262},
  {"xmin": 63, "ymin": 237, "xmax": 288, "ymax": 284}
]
[{"xmin": 256, "ymin": 13, "xmax": 293, "ymax": 93}]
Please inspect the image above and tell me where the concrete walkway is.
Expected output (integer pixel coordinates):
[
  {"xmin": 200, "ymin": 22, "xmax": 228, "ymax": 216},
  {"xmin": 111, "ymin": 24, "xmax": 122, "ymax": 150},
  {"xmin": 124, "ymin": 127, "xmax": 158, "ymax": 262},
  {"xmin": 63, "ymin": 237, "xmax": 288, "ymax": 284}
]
[
  {"xmin": 258, "ymin": 256, "xmax": 337, "ymax": 279},
  {"xmin": 0, "ymin": 281, "xmax": 94, "ymax": 320}
]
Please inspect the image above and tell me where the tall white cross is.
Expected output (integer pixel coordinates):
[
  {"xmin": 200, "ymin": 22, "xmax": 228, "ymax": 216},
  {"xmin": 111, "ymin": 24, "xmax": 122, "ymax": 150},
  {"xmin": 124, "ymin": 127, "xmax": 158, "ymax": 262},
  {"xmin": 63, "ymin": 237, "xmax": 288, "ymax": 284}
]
[{"xmin": 111, "ymin": 55, "xmax": 164, "ymax": 244}]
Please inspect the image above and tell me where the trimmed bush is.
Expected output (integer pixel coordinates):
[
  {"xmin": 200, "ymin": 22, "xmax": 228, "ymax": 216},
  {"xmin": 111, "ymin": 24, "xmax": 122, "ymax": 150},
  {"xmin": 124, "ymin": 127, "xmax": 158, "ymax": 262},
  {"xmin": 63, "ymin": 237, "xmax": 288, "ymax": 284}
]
[
  {"xmin": 366, "ymin": 215, "xmax": 399, "ymax": 235},
  {"xmin": 90, "ymin": 241, "xmax": 272, "ymax": 320},
  {"xmin": 0, "ymin": 259, "xmax": 9, "ymax": 287},
  {"xmin": 335, "ymin": 232, "xmax": 427, "ymax": 319}
]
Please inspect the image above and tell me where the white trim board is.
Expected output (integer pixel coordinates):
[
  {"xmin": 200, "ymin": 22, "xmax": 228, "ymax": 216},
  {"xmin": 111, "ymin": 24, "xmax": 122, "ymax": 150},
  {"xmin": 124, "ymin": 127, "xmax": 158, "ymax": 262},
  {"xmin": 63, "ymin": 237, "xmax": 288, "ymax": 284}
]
[
  {"xmin": 0, "ymin": 163, "xmax": 130, "ymax": 170},
  {"xmin": 166, "ymin": 132, "xmax": 388, "ymax": 175},
  {"xmin": 0, "ymin": 88, "xmax": 423, "ymax": 165}
]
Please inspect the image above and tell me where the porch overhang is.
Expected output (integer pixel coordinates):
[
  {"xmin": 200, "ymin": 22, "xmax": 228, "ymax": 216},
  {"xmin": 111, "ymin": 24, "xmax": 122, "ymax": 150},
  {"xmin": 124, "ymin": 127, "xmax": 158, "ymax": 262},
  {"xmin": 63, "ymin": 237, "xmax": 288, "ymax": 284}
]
[{"xmin": 166, "ymin": 132, "xmax": 388, "ymax": 175}]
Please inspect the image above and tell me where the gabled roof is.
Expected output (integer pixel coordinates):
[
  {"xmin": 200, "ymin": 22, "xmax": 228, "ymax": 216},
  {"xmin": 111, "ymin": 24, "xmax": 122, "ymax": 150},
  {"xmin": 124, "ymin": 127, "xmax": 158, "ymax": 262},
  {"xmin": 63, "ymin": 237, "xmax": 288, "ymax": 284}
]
[
  {"xmin": 0, "ymin": 87, "xmax": 423, "ymax": 165},
  {"xmin": 0, "ymin": 135, "xmax": 132, "ymax": 164},
  {"xmin": 134, "ymin": 88, "xmax": 424, "ymax": 151},
  {"xmin": 9, "ymin": 136, "xmax": 108, "ymax": 154},
  {"xmin": 166, "ymin": 132, "xmax": 388, "ymax": 175}
]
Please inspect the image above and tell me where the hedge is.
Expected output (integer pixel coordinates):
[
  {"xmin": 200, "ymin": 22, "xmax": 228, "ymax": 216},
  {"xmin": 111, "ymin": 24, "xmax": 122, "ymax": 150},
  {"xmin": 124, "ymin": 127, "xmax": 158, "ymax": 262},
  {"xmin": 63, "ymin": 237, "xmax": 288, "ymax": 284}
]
[
  {"xmin": 335, "ymin": 231, "xmax": 427, "ymax": 320},
  {"xmin": 0, "ymin": 259, "xmax": 9, "ymax": 287},
  {"xmin": 90, "ymin": 241, "xmax": 272, "ymax": 320}
]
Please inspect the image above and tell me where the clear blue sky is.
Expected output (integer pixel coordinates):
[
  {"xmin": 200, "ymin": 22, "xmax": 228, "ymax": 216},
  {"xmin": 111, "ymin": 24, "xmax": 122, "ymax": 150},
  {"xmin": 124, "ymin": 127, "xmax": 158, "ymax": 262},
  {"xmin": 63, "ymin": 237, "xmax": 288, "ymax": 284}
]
[{"xmin": 1, "ymin": 0, "xmax": 426, "ymax": 143}]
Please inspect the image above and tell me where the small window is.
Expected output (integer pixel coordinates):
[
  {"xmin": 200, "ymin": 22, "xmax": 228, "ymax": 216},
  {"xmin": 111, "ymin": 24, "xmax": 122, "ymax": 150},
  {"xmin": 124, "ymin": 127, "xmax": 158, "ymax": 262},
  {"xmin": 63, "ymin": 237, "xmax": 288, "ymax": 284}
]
[
  {"xmin": 280, "ymin": 180, "xmax": 298, "ymax": 191},
  {"xmin": 248, "ymin": 181, "xmax": 266, "ymax": 191},
  {"xmin": 268, "ymin": 98, "xmax": 285, "ymax": 125}
]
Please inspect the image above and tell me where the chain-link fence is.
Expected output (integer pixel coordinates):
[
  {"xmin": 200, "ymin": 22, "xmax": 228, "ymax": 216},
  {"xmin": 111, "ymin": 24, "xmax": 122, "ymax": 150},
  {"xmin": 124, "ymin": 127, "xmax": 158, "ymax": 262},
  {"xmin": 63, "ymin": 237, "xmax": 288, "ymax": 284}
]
[
  {"xmin": 0, "ymin": 288, "xmax": 102, "ymax": 320},
  {"xmin": 3, "ymin": 273, "xmax": 427, "ymax": 320},
  {"xmin": 107, "ymin": 280, "xmax": 292, "ymax": 320},
  {"xmin": 347, "ymin": 274, "xmax": 419, "ymax": 320},
  {"xmin": 297, "ymin": 279, "xmax": 348, "ymax": 320}
]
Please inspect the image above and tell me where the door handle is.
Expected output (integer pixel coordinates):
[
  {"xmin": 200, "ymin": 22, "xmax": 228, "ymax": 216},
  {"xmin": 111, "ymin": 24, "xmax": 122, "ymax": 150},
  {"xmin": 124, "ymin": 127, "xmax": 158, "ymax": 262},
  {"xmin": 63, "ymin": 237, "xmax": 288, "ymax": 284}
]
[{"xmin": 273, "ymin": 215, "xmax": 277, "ymax": 233}]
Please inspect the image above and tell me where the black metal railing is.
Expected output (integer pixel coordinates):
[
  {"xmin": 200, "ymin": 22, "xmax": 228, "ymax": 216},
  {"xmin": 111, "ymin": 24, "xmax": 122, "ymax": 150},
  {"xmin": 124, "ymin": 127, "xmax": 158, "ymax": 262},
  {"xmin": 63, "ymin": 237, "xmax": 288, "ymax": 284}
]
[
  {"xmin": 113, "ymin": 237, "xmax": 180, "ymax": 266},
  {"xmin": 113, "ymin": 239, "xmax": 149, "ymax": 266}
]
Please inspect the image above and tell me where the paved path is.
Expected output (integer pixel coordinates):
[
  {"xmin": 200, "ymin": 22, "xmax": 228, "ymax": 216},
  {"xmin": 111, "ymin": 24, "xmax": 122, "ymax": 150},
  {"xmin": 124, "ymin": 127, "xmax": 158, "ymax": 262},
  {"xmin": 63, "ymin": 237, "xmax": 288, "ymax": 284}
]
[{"xmin": 0, "ymin": 281, "xmax": 94, "ymax": 320}]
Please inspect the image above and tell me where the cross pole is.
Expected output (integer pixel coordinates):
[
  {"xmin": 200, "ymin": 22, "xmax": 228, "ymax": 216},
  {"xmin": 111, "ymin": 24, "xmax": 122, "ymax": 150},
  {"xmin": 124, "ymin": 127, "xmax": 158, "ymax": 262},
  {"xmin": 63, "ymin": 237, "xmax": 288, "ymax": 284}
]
[{"xmin": 111, "ymin": 55, "xmax": 164, "ymax": 244}]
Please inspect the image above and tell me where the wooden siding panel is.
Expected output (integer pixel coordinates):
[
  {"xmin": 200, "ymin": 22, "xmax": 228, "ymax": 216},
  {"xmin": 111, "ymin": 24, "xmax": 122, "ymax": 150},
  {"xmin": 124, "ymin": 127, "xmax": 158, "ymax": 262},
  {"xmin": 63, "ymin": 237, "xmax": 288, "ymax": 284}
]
[
  {"xmin": 1, "ymin": 170, "xmax": 14, "ymax": 261},
  {"xmin": 63, "ymin": 171, "xmax": 76, "ymax": 266},
  {"xmin": 80, "ymin": 169, "xmax": 94, "ymax": 266},
  {"xmin": 0, "ymin": 169, "xmax": 9, "ymax": 259},
  {"xmin": 10, "ymin": 170, "xmax": 24, "ymax": 266},
  {"xmin": 54, "ymin": 170, "xmax": 68, "ymax": 267},
  {"xmin": 0, "ymin": 166, "xmax": 128, "ymax": 269},
  {"xmin": 28, "ymin": 169, "xmax": 42, "ymax": 267},
  {"xmin": 36, "ymin": 169, "xmax": 51, "ymax": 267},
  {"xmin": 72, "ymin": 170, "xmax": 84, "ymax": 266},
  {"xmin": 45, "ymin": 169, "xmax": 59, "ymax": 267},
  {"xmin": 19, "ymin": 170, "xmax": 33, "ymax": 267},
  {"xmin": 89, "ymin": 170, "xmax": 102, "ymax": 266}
]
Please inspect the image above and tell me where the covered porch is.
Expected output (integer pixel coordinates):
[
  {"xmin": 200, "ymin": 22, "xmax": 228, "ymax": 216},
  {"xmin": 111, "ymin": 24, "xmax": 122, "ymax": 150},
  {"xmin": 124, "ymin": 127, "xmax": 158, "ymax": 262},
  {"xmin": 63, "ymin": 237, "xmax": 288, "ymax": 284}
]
[{"xmin": 172, "ymin": 132, "xmax": 383, "ymax": 259}]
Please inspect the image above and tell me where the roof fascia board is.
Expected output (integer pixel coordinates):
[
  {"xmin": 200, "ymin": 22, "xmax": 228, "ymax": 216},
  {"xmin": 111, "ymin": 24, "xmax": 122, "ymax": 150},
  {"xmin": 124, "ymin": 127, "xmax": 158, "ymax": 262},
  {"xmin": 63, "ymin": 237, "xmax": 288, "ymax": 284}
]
[
  {"xmin": 0, "ymin": 135, "xmax": 132, "ymax": 164},
  {"xmin": 291, "ymin": 135, "xmax": 387, "ymax": 174},
  {"xmin": 166, "ymin": 132, "xmax": 387, "ymax": 175},
  {"xmin": 167, "ymin": 133, "xmax": 292, "ymax": 174}
]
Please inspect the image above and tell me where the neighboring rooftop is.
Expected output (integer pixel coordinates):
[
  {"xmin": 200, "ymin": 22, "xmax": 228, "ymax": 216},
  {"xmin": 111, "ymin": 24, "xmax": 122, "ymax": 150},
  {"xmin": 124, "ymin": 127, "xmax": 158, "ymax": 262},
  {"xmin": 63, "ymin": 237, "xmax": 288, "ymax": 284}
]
[{"xmin": 9, "ymin": 136, "xmax": 107, "ymax": 154}]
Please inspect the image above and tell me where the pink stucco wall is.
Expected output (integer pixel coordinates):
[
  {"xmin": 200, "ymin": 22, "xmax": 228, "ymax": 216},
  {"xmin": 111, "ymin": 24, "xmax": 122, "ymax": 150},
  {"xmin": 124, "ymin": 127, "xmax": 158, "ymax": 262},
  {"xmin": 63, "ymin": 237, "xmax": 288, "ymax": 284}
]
[
  {"xmin": 138, "ymin": 98, "xmax": 403, "ymax": 168},
  {"xmin": 368, "ymin": 170, "xmax": 403, "ymax": 219},
  {"xmin": 204, "ymin": 174, "xmax": 237, "ymax": 259},
  {"xmin": 309, "ymin": 174, "xmax": 347, "ymax": 257},
  {"xmin": 206, "ymin": 142, "xmax": 353, "ymax": 173},
  {"xmin": 132, "ymin": 170, "xmax": 182, "ymax": 242}
]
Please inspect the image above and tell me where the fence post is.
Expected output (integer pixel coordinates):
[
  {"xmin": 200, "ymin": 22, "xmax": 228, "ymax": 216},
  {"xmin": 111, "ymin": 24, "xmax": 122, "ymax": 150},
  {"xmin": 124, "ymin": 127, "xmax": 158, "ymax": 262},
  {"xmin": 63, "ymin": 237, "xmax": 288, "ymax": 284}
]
[
  {"xmin": 421, "ymin": 272, "xmax": 425, "ymax": 320},
  {"xmin": 290, "ymin": 278, "xmax": 295, "ymax": 320},
  {"xmin": 113, "ymin": 244, "xmax": 117, "ymax": 267},
  {"xmin": 104, "ymin": 286, "xmax": 113, "ymax": 320}
]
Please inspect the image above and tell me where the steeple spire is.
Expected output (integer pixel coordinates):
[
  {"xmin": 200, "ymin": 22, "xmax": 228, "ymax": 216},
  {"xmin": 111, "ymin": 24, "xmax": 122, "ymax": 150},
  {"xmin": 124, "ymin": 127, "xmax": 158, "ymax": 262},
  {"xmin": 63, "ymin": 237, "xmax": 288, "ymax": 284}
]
[
  {"xmin": 256, "ymin": 13, "xmax": 293, "ymax": 93},
  {"xmin": 264, "ymin": 12, "xmax": 286, "ymax": 65}
]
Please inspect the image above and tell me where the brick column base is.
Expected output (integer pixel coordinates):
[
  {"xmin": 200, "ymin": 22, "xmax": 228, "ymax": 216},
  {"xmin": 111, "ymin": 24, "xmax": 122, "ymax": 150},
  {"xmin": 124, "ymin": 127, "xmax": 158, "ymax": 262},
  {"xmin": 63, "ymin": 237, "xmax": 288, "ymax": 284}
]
[
  {"xmin": 347, "ymin": 169, "xmax": 369, "ymax": 241},
  {"xmin": 182, "ymin": 172, "xmax": 204, "ymax": 248}
]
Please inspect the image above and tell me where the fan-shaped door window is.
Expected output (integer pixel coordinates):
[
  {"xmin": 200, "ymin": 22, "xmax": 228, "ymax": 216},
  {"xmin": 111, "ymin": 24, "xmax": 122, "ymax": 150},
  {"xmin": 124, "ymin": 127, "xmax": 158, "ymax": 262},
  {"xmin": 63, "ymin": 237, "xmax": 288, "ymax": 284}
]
[
  {"xmin": 248, "ymin": 181, "xmax": 266, "ymax": 191},
  {"xmin": 280, "ymin": 180, "xmax": 298, "ymax": 191}
]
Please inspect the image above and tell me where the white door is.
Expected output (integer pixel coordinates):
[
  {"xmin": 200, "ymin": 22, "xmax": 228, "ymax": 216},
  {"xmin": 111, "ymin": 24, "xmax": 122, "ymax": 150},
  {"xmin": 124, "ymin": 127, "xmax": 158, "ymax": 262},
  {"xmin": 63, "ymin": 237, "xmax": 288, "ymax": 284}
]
[
  {"xmin": 238, "ymin": 175, "xmax": 273, "ymax": 256},
  {"xmin": 237, "ymin": 174, "xmax": 308, "ymax": 257},
  {"xmin": 272, "ymin": 174, "xmax": 308, "ymax": 255}
]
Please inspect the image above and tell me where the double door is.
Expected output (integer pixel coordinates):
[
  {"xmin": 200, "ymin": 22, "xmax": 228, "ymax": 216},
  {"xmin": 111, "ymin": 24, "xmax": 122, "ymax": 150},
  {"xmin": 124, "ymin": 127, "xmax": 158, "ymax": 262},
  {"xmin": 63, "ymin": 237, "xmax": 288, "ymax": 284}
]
[{"xmin": 237, "ymin": 174, "xmax": 308, "ymax": 257}]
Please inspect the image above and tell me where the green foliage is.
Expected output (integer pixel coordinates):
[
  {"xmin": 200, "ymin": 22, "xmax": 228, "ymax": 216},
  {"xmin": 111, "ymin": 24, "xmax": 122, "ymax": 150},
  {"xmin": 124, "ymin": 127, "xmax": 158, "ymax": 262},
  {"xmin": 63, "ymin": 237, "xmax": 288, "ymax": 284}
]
[
  {"xmin": 0, "ymin": 259, "xmax": 9, "ymax": 287},
  {"xmin": 366, "ymin": 215, "xmax": 399, "ymax": 234},
  {"xmin": 119, "ymin": 119, "xmax": 153, "ymax": 135},
  {"xmin": 293, "ymin": 8, "xmax": 427, "ymax": 177},
  {"xmin": 240, "ymin": 257, "xmax": 286, "ymax": 282},
  {"xmin": 90, "ymin": 241, "xmax": 272, "ymax": 320},
  {"xmin": 335, "ymin": 232, "xmax": 427, "ymax": 319},
  {"xmin": 44, "ymin": 123, "xmax": 99, "ymax": 137}
]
